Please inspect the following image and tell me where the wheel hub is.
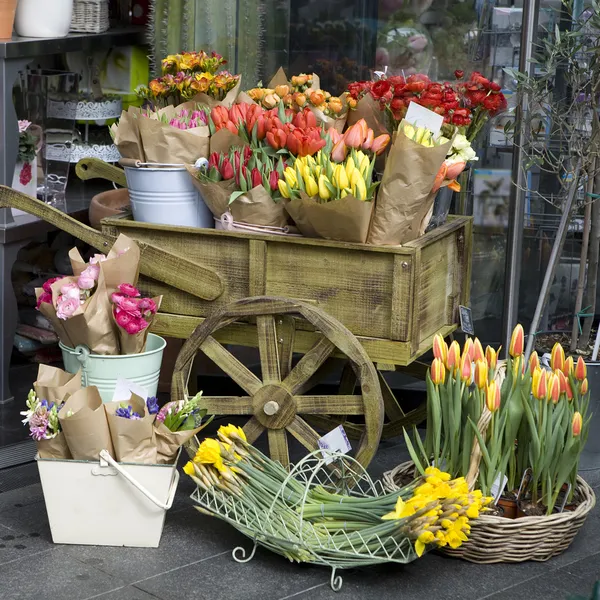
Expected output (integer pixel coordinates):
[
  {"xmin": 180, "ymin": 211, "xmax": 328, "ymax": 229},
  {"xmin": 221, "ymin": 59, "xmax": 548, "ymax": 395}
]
[{"xmin": 253, "ymin": 384, "xmax": 296, "ymax": 429}]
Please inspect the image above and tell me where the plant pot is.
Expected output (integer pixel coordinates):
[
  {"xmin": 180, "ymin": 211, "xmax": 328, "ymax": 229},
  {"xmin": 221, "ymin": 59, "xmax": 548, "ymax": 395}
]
[
  {"xmin": 0, "ymin": 0, "xmax": 17, "ymax": 38},
  {"xmin": 497, "ymin": 496, "xmax": 518, "ymax": 519},
  {"xmin": 11, "ymin": 158, "xmax": 38, "ymax": 215},
  {"xmin": 14, "ymin": 0, "xmax": 73, "ymax": 37},
  {"xmin": 89, "ymin": 188, "xmax": 130, "ymax": 230}
]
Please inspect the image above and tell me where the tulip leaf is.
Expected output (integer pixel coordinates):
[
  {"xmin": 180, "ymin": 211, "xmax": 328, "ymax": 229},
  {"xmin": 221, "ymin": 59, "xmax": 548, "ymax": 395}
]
[
  {"xmin": 403, "ymin": 429, "xmax": 425, "ymax": 476},
  {"xmin": 228, "ymin": 191, "xmax": 245, "ymax": 204}
]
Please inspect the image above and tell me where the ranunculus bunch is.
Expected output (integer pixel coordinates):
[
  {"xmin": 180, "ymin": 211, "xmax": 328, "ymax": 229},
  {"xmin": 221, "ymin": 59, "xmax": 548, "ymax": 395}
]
[
  {"xmin": 161, "ymin": 50, "xmax": 227, "ymax": 76},
  {"xmin": 278, "ymin": 149, "xmax": 377, "ymax": 202},
  {"xmin": 165, "ymin": 106, "xmax": 209, "ymax": 130},
  {"xmin": 111, "ymin": 283, "xmax": 158, "ymax": 336},
  {"xmin": 328, "ymin": 118, "xmax": 390, "ymax": 162},
  {"xmin": 20, "ymin": 390, "xmax": 64, "ymax": 441}
]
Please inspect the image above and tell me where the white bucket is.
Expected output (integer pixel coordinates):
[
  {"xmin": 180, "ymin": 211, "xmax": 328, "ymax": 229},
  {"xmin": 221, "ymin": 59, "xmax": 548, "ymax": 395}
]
[
  {"xmin": 60, "ymin": 333, "xmax": 166, "ymax": 402},
  {"xmin": 37, "ymin": 449, "xmax": 180, "ymax": 547},
  {"xmin": 124, "ymin": 165, "xmax": 213, "ymax": 228},
  {"xmin": 15, "ymin": 0, "xmax": 73, "ymax": 37}
]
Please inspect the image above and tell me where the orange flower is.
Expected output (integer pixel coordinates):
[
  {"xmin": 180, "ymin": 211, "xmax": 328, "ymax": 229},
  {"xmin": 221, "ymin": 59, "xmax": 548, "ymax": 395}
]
[
  {"xmin": 509, "ymin": 324, "xmax": 524, "ymax": 357},
  {"xmin": 263, "ymin": 93, "xmax": 280, "ymax": 109},
  {"xmin": 550, "ymin": 343, "xmax": 565, "ymax": 373},
  {"xmin": 432, "ymin": 334, "xmax": 448, "ymax": 364},
  {"xmin": 347, "ymin": 97, "xmax": 358, "ymax": 109},
  {"xmin": 581, "ymin": 377, "xmax": 589, "ymax": 395},
  {"xmin": 343, "ymin": 120, "xmax": 367, "ymax": 148},
  {"xmin": 430, "ymin": 357, "xmax": 446, "ymax": 385},
  {"xmin": 532, "ymin": 367, "xmax": 547, "ymax": 400},
  {"xmin": 529, "ymin": 351, "xmax": 540, "ymax": 374},
  {"xmin": 563, "ymin": 356, "xmax": 574, "ymax": 376},
  {"xmin": 463, "ymin": 338, "xmax": 474, "ymax": 363},
  {"xmin": 547, "ymin": 373, "xmax": 561, "ymax": 404},
  {"xmin": 575, "ymin": 357, "xmax": 587, "ymax": 381},
  {"xmin": 447, "ymin": 340, "xmax": 461, "ymax": 373},
  {"xmin": 556, "ymin": 369, "xmax": 568, "ymax": 396},
  {"xmin": 486, "ymin": 380, "xmax": 501, "ymax": 412},
  {"xmin": 370, "ymin": 134, "xmax": 390, "ymax": 155},
  {"xmin": 460, "ymin": 352, "xmax": 472, "ymax": 383},
  {"xmin": 328, "ymin": 97, "xmax": 343, "ymax": 114},
  {"xmin": 572, "ymin": 412, "xmax": 583, "ymax": 436},
  {"xmin": 309, "ymin": 90, "xmax": 326, "ymax": 106},
  {"xmin": 274, "ymin": 84, "xmax": 290, "ymax": 98},
  {"xmin": 473, "ymin": 338, "xmax": 485, "ymax": 362},
  {"xmin": 294, "ymin": 93, "xmax": 307, "ymax": 107},
  {"xmin": 474, "ymin": 360, "xmax": 488, "ymax": 390},
  {"xmin": 485, "ymin": 346, "xmax": 498, "ymax": 371}
]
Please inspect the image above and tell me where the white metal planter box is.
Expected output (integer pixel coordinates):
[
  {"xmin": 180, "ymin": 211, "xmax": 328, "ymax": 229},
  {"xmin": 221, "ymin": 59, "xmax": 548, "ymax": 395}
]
[{"xmin": 37, "ymin": 449, "xmax": 180, "ymax": 547}]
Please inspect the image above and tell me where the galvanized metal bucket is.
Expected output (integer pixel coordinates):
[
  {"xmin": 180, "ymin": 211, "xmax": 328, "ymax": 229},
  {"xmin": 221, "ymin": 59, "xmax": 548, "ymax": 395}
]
[
  {"xmin": 123, "ymin": 162, "xmax": 213, "ymax": 228},
  {"xmin": 59, "ymin": 333, "xmax": 166, "ymax": 402}
]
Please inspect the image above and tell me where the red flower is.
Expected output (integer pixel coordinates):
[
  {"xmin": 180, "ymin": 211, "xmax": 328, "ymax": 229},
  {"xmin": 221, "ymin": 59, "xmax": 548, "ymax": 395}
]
[
  {"xmin": 466, "ymin": 90, "xmax": 487, "ymax": 106},
  {"xmin": 220, "ymin": 158, "xmax": 234, "ymax": 180},
  {"xmin": 387, "ymin": 75, "xmax": 406, "ymax": 89},
  {"xmin": 19, "ymin": 162, "xmax": 32, "ymax": 186},
  {"xmin": 266, "ymin": 128, "xmax": 288, "ymax": 151},
  {"xmin": 286, "ymin": 129, "xmax": 326, "ymax": 157},
  {"xmin": 36, "ymin": 291, "xmax": 52, "ymax": 309},
  {"xmin": 42, "ymin": 276, "xmax": 62, "ymax": 294},
  {"xmin": 347, "ymin": 81, "xmax": 370, "ymax": 99},
  {"xmin": 292, "ymin": 107, "xmax": 317, "ymax": 129},
  {"xmin": 483, "ymin": 93, "xmax": 507, "ymax": 115},
  {"xmin": 243, "ymin": 145, "xmax": 252, "ymax": 165},
  {"xmin": 405, "ymin": 73, "xmax": 430, "ymax": 93},
  {"xmin": 452, "ymin": 108, "xmax": 472, "ymax": 126},
  {"xmin": 489, "ymin": 81, "xmax": 502, "ymax": 92},
  {"xmin": 370, "ymin": 80, "xmax": 392, "ymax": 100},
  {"xmin": 390, "ymin": 97, "xmax": 405, "ymax": 119},
  {"xmin": 251, "ymin": 167, "xmax": 262, "ymax": 188},
  {"xmin": 208, "ymin": 152, "xmax": 220, "ymax": 171},
  {"xmin": 229, "ymin": 103, "xmax": 248, "ymax": 124},
  {"xmin": 454, "ymin": 70, "xmax": 464, "ymax": 79},
  {"xmin": 211, "ymin": 106, "xmax": 229, "ymax": 128},
  {"xmin": 268, "ymin": 171, "xmax": 279, "ymax": 191}
]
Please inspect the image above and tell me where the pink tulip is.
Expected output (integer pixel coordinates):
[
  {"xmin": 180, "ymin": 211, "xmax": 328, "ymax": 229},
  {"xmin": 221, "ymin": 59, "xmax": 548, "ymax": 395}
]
[
  {"xmin": 343, "ymin": 121, "xmax": 367, "ymax": 148},
  {"xmin": 331, "ymin": 139, "xmax": 349, "ymax": 162},
  {"xmin": 327, "ymin": 128, "xmax": 343, "ymax": 144},
  {"xmin": 362, "ymin": 129, "xmax": 374, "ymax": 151},
  {"xmin": 370, "ymin": 134, "xmax": 391, "ymax": 155},
  {"xmin": 445, "ymin": 161, "xmax": 466, "ymax": 180}
]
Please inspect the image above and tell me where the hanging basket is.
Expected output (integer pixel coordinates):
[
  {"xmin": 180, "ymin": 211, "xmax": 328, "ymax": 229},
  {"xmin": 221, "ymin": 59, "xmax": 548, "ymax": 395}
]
[{"xmin": 383, "ymin": 461, "xmax": 596, "ymax": 564}]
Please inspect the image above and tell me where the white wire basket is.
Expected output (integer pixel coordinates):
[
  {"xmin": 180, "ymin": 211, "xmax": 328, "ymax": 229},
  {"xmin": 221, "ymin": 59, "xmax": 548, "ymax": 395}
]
[
  {"xmin": 190, "ymin": 450, "xmax": 417, "ymax": 591},
  {"xmin": 70, "ymin": 0, "xmax": 109, "ymax": 33}
]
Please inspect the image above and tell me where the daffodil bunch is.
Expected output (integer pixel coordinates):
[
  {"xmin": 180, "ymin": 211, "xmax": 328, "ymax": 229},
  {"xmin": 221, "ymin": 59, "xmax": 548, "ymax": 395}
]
[
  {"xmin": 183, "ymin": 429, "xmax": 490, "ymax": 563},
  {"xmin": 278, "ymin": 149, "xmax": 377, "ymax": 202}
]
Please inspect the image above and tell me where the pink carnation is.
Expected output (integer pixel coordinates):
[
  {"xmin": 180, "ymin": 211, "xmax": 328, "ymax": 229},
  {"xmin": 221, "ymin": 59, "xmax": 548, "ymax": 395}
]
[
  {"xmin": 118, "ymin": 283, "xmax": 141, "ymax": 298},
  {"xmin": 56, "ymin": 296, "xmax": 79, "ymax": 320}
]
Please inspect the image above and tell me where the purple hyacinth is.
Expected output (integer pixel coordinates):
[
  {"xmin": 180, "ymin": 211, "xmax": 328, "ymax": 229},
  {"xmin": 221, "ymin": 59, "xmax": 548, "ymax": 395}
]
[
  {"xmin": 146, "ymin": 396, "xmax": 159, "ymax": 415},
  {"xmin": 115, "ymin": 405, "xmax": 141, "ymax": 420}
]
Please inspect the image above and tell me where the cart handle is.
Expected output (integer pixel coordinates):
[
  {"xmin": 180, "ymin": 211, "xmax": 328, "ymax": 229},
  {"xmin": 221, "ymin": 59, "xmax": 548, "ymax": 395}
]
[
  {"xmin": 98, "ymin": 449, "xmax": 180, "ymax": 511},
  {"xmin": 76, "ymin": 158, "xmax": 128, "ymax": 187},
  {"xmin": 0, "ymin": 186, "xmax": 224, "ymax": 301}
]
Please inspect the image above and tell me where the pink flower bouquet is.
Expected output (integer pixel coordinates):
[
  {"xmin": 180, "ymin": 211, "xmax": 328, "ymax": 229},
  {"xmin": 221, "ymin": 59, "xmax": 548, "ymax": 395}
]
[{"xmin": 111, "ymin": 283, "xmax": 162, "ymax": 354}]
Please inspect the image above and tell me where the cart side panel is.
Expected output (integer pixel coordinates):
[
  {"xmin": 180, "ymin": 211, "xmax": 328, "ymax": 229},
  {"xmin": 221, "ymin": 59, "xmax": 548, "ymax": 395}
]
[{"xmin": 264, "ymin": 242, "xmax": 399, "ymax": 339}]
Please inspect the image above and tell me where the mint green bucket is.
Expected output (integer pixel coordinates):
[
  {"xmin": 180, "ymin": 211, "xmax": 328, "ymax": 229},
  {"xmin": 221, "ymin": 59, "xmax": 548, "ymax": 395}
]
[{"xmin": 59, "ymin": 334, "xmax": 167, "ymax": 403}]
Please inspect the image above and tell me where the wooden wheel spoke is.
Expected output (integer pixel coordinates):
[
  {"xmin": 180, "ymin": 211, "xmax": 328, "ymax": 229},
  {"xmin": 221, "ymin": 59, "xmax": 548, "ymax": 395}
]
[
  {"xmin": 282, "ymin": 337, "xmax": 335, "ymax": 394},
  {"xmin": 287, "ymin": 416, "xmax": 320, "ymax": 452},
  {"xmin": 201, "ymin": 336, "xmax": 262, "ymax": 395},
  {"xmin": 276, "ymin": 316, "xmax": 295, "ymax": 380},
  {"xmin": 268, "ymin": 429, "xmax": 290, "ymax": 467},
  {"xmin": 243, "ymin": 416, "xmax": 265, "ymax": 444},
  {"xmin": 257, "ymin": 315, "xmax": 281, "ymax": 384},
  {"xmin": 199, "ymin": 396, "xmax": 253, "ymax": 415},
  {"xmin": 295, "ymin": 395, "xmax": 365, "ymax": 415},
  {"xmin": 378, "ymin": 371, "xmax": 406, "ymax": 422}
]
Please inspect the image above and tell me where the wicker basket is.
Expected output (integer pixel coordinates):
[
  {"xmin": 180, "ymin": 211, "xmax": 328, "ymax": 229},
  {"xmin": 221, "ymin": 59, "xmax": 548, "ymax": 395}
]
[
  {"xmin": 383, "ymin": 461, "xmax": 596, "ymax": 564},
  {"xmin": 70, "ymin": 0, "xmax": 109, "ymax": 33}
]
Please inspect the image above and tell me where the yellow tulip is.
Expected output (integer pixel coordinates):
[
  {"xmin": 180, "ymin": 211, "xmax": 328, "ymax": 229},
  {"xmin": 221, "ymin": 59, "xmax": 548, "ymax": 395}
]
[
  {"xmin": 334, "ymin": 164, "xmax": 349, "ymax": 190},
  {"xmin": 350, "ymin": 170, "xmax": 367, "ymax": 200},
  {"xmin": 314, "ymin": 165, "xmax": 322, "ymax": 177},
  {"xmin": 359, "ymin": 154, "xmax": 370, "ymax": 176},
  {"xmin": 283, "ymin": 167, "xmax": 297, "ymax": 188},
  {"xmin": 345, "ymin": 156, "xmax": 356, "ymax": 180},
  {"xmin": 278, "ymin": 179, "xmax": 290, "ymax": 198},
  {"xmin": 340, "ymin": 188, "xmax": 349, "ymax": 198},
  {"xmin": 304, "ymin": 174, "xmax": 318, "ymax": 197},
  {"xmin": 318, "ymin": 174, "xmax": 331, "ymax": 200}
]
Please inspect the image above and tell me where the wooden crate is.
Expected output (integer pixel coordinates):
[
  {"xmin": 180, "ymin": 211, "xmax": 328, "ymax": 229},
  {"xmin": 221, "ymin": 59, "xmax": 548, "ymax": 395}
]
[{"xmin": 101, "ymin": 215, "xmax": 472, "ymax": 366}]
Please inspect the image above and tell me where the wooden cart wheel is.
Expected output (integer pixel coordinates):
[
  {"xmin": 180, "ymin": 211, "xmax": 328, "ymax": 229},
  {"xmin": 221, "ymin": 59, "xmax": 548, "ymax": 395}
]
[{"xmin": 171, "ymin": 297, "xmax": 384, "ymax": 469}]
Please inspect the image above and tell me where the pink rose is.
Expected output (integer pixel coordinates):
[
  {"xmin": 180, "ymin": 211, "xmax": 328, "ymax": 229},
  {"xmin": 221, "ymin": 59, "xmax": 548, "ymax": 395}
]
[
  {"xmin": 60, "ymin": 282, "xmax": 81, "ymax": 300},
  {"xmin": 56, "ymin": 296, "xmax": 79, "ymax": 320},
  {"xmin": 89, "ymin": 254, "xmax": 106, "ymax": 264},
  {"xmin": 118, "ymin": 283, "xmax": 140, "ymax": 298}
]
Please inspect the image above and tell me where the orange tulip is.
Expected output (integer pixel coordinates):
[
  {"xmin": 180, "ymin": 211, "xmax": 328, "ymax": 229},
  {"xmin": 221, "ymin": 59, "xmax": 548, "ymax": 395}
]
[
  {"xmin": 370, "ymin": 134, "xmax": 391, "ymax": 155},
  {"xmin": 550, "ymin": 343, "xmax": 565, "ymax": 372},
  {"xmin": 447, "ymin": 180, "xmax": 461, "ymax": 192},
  {"xmin": 563, "ymin": 356, "xmax": 574, "ymax": 376},
  {"xmin": 532, "ymin": 367, "xmax": 547, "ymax": 400},
  {"xmin": 575, "ymin": 357, "xmax": 587, "ymax": 381},
  {"xmin": 445, "ymin": 160, "xmax": 467, "ymax": 180},
  {"xmin": 547, "ymin": 373, "xmax": 561, "ymax": 404},
  {"xmin": 581, "ymin": 377, "xmax": 589, "ymax": 395},
  {"xmin": 331, "ymin": 139, "xmax": 348, "ymax": 162},
  {"xmin": 460, "ymin": 352, "xmax": 472, "ymax": 383},
  {"xmin": 572, "ymin": 412, "xmax": 583, "ymax": 436},
  {"xmin": 343, "ymin": 120, "xmax": 367, "ymax": 148},
  {"xmin": 485, "ymin": 346, "xmax": 498, "ymax": 371},
  {"xmin": 486, "ymin": 380, "xmax": 501, "ymax": 412},
  {"xmin": 473, "ymin": 338, "xmax": 485, "ymax": 362},
  {"xmin": 447, "ymin": 340, "xmax": 461, "ymax": 373},
  {"xmin": 556, "ymin": 369, "xmax": 568, "ymax": 396},
  {"xmin": 463, "ymin": 338, "xmax": 474, "ymax": 362},
  {"xmin": 430, "ymin": 357, "xmax": 446, "ymax": 385},
  {"xmin": 361, "ymin": 128, "xmax": 374, "ymax": 151},
  {"xmin": 474, "ymin": 360, "xmax": 488, "ymax": 390},
  {"xmin": 431, "ymin": 163, "xmax": 447, "ymax": 194},
  {"xmin": 509, "ymin": 324, "xmax": 524, "ymax": 357},
  {"xmin": 529, "ymin": 351, "xmax": 540, "ymax": 374},
  {"xmin": 432, "ymin": 334, "xmax": 448, "ymax": 364}
]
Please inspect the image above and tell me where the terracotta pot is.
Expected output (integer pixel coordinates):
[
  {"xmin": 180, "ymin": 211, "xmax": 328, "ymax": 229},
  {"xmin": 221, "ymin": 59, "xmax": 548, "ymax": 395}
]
[
  {"xmin": 497, "ymin": 496, "xmax": 518, "ymax": 519},
  {"xmin": 0, "ymin": 0, "xmax": 17, "ymax": 38},
  {"xmin": 89, "ymin": 188, "xmax": 130, "ymax": 230}
]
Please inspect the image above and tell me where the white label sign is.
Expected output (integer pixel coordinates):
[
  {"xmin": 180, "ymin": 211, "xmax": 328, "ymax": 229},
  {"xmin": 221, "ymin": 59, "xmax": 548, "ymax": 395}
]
[
  {"xmin": 405, "ymin": 102, "xmax": 444, "ymax": 137},
  {"xmin": 491, "ymin": 473, "xmax": 509, "ymax": 503},
  {"xmin": 111, "ymin": 378, "xmax": 149, "ymax": 403},
  {"xmin": 318, "ymin": 425, "xmax": 352, "ymax": 465}
]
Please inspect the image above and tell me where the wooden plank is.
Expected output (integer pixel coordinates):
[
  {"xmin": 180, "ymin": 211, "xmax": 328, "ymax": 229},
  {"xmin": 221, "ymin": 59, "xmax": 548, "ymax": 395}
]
[
  {"xmin": 381, "ymin": 404, "xmax": 428, "ymax": 439},
  {"xmin": 287, "ymin": 416, "xmax": 321, "ymax": 451},
  {"xmin": 248, "ymin": 239, "xmax": 267, "ymax": 296},
  {"xmin": 267, "ymin": 429, "xmax": 289, "ymax": 467},
  {"xmin": 243, "ymin": 416, "xmax": 264, "ymax": 443},
  {"xmin": 410, "ymin": 248, "xmax": 422, "ymax": 356},
  {"xmin": 377, "ymin": 372, "xmax": 405, "ymax": 421},
  {"xmin": 201, "ymin": 336, "xmax": 263, "ymax": 395},
  {"xmin": 282, "ymin": 337, "xmax": 335, "ymax": 394},
  {"xmin": 199, "ymin": 396, "xmax": 253, "ymax": 415},
  {"xmin": 257, "ymin": 315, "xmax": 281, "ymax": 384},
  {"xmin": 391, "ymin": 254, "xmax": 413, "ymax": 341},
  {"xmin": 276, "ymin": 316, "xmax": 295, "ymax": 379},
  {"xmin": 295, "ymin": 395, "xmax": 365, "ymax": 414},
  {"xmin": 304, "ymin": 415, "xmax": 364, "ymax": 440},
  {"xmin": 402, "ymin": 217, "xmax": 471, "ymax": 249}
]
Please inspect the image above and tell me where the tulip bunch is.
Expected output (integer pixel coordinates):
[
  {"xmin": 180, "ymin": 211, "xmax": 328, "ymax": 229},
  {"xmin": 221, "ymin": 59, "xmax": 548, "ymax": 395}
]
[
  {"xmin": 184, "ymin": 425, "xmax": 491, "ymax": 562},
  {"xmin": 408, "ymin": 326, "xmax": 591, "ymax": 515},
  {"xmin": 329, "ymin": 118, "xmax": 390, "ymax": 163},
  {"xmin": 161, "ymin": 107, "xmax": 209, "ymax": 130},
  {"xmin": 246, "ymin": 84, "xmax": 345, "ymax": 117},
  {"xmin": 277, "ymin": 149, "xmax": 377, "ymax": 202},
  {"xmin": 161, "ymin": 51, "xmax": 227, "ymax": 76}
]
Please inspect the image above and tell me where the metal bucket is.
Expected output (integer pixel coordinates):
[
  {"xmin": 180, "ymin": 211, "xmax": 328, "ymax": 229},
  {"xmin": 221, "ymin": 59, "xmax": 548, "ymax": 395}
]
[
  {"xmin": 123, "ymin": 164, "xmax": 213, "ymax": 228},
  {"xmin": 59, "ymin": 333, "xmax": 167, "ymax": 402}
]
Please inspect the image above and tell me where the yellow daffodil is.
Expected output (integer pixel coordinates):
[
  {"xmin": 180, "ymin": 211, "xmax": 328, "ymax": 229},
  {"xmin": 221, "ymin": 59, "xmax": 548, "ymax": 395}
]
[
  {"xmin": 415, "ymin": 530, "xmax": 435, "ymax": 557},
  {"xmin": 183, "ymin": 461, "xmax": 195, "ymax": 476},
  {"xmin": 218, "ymin": 424, "xmax": 246, "ymax": 442},
  {"xmin": 382, "ymin": 496, "xmax": 416, "ymax": 520},
  {"xmin": 194, "ymin": 438, "xmax": 225, "ymax": 472}
]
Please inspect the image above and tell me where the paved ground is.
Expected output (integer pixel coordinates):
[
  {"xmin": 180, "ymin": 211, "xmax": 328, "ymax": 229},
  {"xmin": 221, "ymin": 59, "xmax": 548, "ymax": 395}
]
[{"xmin": 0, "ymin": 435, "xmax": 598, "ymax": 600}]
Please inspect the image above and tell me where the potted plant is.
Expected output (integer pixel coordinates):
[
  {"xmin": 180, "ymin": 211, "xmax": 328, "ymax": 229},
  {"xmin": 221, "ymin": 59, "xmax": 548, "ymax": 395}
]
[{"xmin": 11, "ymin": 120, "xmax": 40, "ymax": 204}]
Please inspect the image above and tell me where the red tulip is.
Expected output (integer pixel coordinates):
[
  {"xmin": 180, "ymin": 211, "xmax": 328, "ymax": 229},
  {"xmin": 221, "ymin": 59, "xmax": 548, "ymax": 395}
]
[
  {"xmin": 266, "ymin": 128, "xmax": 287, "ymax": 151},
  {"xmin": 225, "ymin": 120, "xmax": 238, "ymax": 135},
  {"xmin": 211, "ymin": 105, "xmax": 229, "ymax": 128},
  {"xmin": 268, "ymin": 171, "xmax": 279, "ymax": 191},
  {"xmin": 243, "ymin": 145, "xmax": 252, "ymax": 165},
  {"xmin": 575, "ymin": 357, "xmax": 587, "ymax": 381},
  {"xmin": 220, "ymin": 158, "xmax": 234, "ymax": 180},
  {"xmin": 572, "ymin": 412, "xmax": 582, "ymax": 436},
  {"xmin": 229, "ymin": 103, "xmax": 248, "ymax": 124},
  {"xmin": 432, "ymin": 163, "xmax": 447, "ymax": 193},
  {"xmin": 292, "ymin": 107, "xmax": 317, "ymax": 129},
  {"xmin": 208, "ymin": 152, "xmax": 220, "ymax": 170},
  {"xmin": 251, "ymin": 167, "xmax": 262, "ymax": 188},
  {"xmin": 509, "ymin": 324, "xmax": 524, "ymax": 357}
]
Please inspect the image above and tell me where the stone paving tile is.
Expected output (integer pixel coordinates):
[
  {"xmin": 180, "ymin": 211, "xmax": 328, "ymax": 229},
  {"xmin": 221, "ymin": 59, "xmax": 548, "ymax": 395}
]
[
  {"xmin": 0, "ymin": 546, "xmax": 127, "ymax": 600},
  {"xmin": 81, "ymin": 585, "xmax": 164, "ymax": 600},
  {"xmin": 480, "ymin": 570, "xmax": 586, "ymax": 600},
  {"xmin": 61, "ymin": 507, "xmax": 247, "ymax": 584},
  {"xmin": 0, "ymin": 482, "xmax": 43, "ymax": 513},
  {"xmin": 0, "ymin": 520, "xmax": 54, "ymax": 567}
]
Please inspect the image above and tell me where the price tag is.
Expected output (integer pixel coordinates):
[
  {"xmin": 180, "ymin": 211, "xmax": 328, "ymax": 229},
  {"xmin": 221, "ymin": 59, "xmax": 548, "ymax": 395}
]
[
  {"xmin": 491, "ymin": 473, "xmax": 508, "ymax": 503},
  {"xmin": 112, "ymin": 378, "xmax": 149, "ymax": 403},
  {"xmin": 318, "ymin": 425, "xmax": 352, "ymax": 465},
  {"xmin": 459, "ymin": 305, "xmax": 475, "ymax": 335},
  {"xmin": 405, "ymin": 102, "xmax": 444, "ymax": 137}
]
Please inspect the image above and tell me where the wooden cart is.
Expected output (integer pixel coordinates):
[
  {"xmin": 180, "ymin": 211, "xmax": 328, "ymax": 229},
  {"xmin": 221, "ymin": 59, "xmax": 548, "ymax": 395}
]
[{"xmin": 0, "ymin": 185, "xmax": 472, "ymax": 469}]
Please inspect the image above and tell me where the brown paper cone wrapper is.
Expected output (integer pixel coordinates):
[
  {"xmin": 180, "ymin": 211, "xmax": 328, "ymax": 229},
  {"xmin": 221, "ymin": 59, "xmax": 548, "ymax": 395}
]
[
  {"xmin": 115, "ymin": 296, "xmax": 163, "ymax": 355},
  {"xmin": 59, "ymin": 387, "xmax": 114, "ymax": 460},
  {"xmin": 105, "ymin": 394, "xmax": 157, "ymax": 463},
  {"xmin": 37, "ymin": 433, "xmax": 72, "ymax": 460},
  {"xmin": 154, "ymin": 421, "xmax": 204, "ymax": 464},
  {"xmin": 235, "ymin": 91, "xmax": 257, "ymax": 105},
  {"xmin": 367, "ymin": 129, "xmax": 451, "ymax": 246},
  {"xmin": 110, "ymin": 107, "xmax": 145, "ymax": 161},
  {"xmin": 34, "ymin": 364, "xmax": 82, "ymax": 405},
  {"xmin": 284, "ymin": 193, "xmax": 374, "ymax": 244},
  {"xmin": 268, "ymin": 67, "xmax": 290, "ymax": 89},
  {"xmin": 188, "ymin": 172, "xmax": 289, "ymax": 228},
  {"xmin": 346, "ymin": 95, "xmax": 388, "ymax": 136},
  {"xmin": 209, "ymin": 128, "xmax": 248, "ymax": 155}
]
